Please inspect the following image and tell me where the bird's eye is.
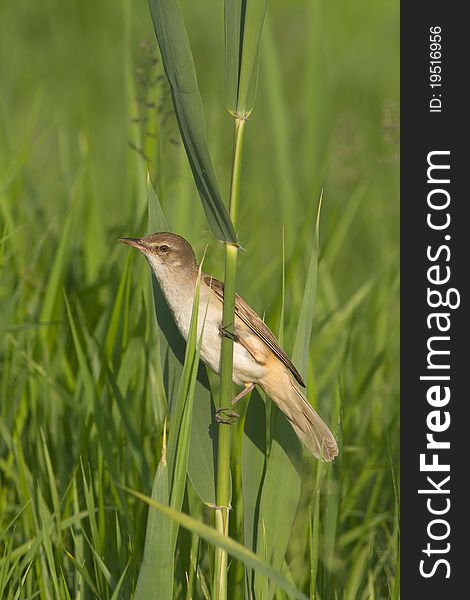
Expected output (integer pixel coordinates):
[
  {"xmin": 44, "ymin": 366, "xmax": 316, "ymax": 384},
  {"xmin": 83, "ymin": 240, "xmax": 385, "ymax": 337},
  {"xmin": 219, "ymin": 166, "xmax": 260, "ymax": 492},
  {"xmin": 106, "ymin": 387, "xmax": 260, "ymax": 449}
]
[{"xmin": 159, "ymin": 244, "xmax": 169, "ymax": 253}]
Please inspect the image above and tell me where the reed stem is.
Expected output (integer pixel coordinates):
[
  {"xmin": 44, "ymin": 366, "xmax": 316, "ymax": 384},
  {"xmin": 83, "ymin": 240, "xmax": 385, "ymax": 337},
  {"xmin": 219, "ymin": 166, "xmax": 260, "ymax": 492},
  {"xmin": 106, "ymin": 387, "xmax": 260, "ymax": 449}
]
[{"xmin": 214, "ymin": 116, "xmax": 246, "ymax": 599}]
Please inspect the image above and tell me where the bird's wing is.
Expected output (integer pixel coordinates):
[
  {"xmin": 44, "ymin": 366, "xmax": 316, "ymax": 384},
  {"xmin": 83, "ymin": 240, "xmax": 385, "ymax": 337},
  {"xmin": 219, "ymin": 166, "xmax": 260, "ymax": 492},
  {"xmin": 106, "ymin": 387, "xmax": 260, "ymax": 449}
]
[{"xmin": 204, "ymin": 275, "xmax": 306, "ymax": 388}]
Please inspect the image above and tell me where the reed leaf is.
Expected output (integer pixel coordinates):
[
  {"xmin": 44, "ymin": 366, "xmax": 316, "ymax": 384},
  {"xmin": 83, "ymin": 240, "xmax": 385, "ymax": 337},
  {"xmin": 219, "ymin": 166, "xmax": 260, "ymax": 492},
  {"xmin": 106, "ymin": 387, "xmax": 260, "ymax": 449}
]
[
  {"xmin": 187, "ymin": 388, "xmax": 220, "ymax": 506},
  {"xmin": 137, "ymin": 181, "xmax": 212, "ymax": 596},
  {"xmin": 242, "ymin": 389, "xmax": 267, "ymax": 596},
  {"xmin": 253, "ymin": 412, "xmax": 302, "ymax": 600},
  {"xmin": 225, "ymin": 0, "xmax": 269, "ymax": 117},
  {"xmin": 310, "ymin": 460, "xmax": 325, "ymax": 600},
  {"xmin": 167, "ymin": 267, "xmax": 205, "ymax": 531},
  {"xmin": 137, "ymin": 265, "xmax": 205, "ymax": 598},
  {"xmin": 146, "ymin": 180, "xmax": 221, "ymax": 507},
  {"xmin": 292, "ymin": 192, "xmax": 323, "ymax": 377},
  {"xmin": 253, "ymin": 197, "xmax": 323, "ymax": 599},
  {"xmin": 147, "ymin": 0, "xmax": 236, "ymax": 243}
]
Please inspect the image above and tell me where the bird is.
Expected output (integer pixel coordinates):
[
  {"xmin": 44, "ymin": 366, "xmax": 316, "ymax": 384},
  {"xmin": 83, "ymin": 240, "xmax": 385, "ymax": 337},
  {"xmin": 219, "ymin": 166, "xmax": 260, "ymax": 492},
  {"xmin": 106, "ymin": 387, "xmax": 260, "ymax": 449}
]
[{"xmin": 119, "ymin": 232, "xmax": 338, "ymax": 461}]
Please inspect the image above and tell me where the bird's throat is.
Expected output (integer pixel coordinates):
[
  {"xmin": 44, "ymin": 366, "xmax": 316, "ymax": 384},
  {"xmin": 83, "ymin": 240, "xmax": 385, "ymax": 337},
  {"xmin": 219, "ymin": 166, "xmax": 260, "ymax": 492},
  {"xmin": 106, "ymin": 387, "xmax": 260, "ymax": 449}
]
[{"xmin": 148, "ymin": 259, "xmax": 198, "ymax": 340}]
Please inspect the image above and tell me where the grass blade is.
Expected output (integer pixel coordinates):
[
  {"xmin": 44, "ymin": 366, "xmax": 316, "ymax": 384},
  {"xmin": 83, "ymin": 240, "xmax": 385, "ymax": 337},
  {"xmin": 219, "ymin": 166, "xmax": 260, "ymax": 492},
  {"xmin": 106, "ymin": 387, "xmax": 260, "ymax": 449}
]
[
  {"xmin": 125, "ymin": 487, "xmax": 308, "ymax": 600},
  {"xmin": 39, "ymin": 171, "xmax": 82, "ymax": 341},
  {"xmin": 135, "ymin": 428, "xmax": 172, "ymax": 600}
]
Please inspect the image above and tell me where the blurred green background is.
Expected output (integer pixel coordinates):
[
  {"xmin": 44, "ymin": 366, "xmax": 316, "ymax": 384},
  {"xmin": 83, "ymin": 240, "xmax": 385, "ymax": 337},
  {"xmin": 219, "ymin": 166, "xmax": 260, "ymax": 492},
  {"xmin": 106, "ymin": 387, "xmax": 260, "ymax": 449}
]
[{"xmin": 0, "ymin": 0, "xmax": 399, "ymax": 598}]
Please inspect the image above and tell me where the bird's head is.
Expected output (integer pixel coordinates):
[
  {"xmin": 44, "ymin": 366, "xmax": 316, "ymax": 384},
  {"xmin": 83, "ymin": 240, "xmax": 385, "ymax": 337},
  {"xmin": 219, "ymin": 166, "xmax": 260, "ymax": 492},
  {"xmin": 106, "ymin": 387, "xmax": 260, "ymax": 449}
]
[{"xmin": 119, "ymin": 232, "xmax": 198, "ymax": 279}]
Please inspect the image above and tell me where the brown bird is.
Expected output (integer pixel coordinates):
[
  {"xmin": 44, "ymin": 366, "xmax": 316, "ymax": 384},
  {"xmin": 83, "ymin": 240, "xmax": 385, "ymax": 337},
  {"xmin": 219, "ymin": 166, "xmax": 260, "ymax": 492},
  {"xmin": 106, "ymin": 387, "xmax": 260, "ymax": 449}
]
[{"xmin": 119, "ymin": 232, "xmax": 338, "ymax": 461}]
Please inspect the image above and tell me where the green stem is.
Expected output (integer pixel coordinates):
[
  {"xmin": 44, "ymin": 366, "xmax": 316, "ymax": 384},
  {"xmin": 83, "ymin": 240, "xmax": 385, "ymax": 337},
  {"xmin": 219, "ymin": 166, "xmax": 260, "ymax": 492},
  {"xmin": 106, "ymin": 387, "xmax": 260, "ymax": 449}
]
[{"xmin": 214, "ymin": 116, "xmax": 246, "ymax": 599}]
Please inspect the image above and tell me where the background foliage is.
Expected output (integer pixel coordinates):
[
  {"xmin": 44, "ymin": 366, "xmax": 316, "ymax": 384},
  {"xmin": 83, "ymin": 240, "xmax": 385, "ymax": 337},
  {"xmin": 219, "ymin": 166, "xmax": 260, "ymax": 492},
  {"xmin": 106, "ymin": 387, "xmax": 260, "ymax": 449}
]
[{"xmin": 0, "ymin": 0, "xmax": 399, "ymax": 598}]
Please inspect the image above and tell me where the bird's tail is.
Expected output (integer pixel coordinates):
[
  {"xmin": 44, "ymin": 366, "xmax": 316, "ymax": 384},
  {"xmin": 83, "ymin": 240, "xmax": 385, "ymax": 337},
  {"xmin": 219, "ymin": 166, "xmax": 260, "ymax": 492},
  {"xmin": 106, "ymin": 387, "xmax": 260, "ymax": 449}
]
[{"xmin": 260, "ymin": 371, "xmax": 338, "ymax": 461}]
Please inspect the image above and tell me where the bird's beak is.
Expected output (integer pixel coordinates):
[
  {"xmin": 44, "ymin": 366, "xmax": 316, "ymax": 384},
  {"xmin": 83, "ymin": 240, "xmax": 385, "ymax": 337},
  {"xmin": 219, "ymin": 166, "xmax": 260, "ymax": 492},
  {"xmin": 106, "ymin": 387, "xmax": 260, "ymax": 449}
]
[{"xmin": 118, "ymin": 237, "xmax": 144, "ymax": 250}]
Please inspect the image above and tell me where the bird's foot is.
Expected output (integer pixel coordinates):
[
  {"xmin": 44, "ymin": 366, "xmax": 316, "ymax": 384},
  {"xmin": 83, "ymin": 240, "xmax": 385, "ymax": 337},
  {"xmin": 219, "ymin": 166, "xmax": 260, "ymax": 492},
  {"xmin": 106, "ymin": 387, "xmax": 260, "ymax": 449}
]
[
  {"xmin": 218, "ymin": 323, "xmax": 239, "ymax": 342},
  {"xmin": 215, "ymin": 407, "xmax": 240, "ymax": 424}
]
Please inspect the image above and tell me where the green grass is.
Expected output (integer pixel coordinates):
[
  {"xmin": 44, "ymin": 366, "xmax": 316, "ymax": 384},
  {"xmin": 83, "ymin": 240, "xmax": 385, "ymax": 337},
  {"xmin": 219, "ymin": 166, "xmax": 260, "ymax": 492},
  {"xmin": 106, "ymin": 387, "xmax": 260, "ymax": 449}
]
[{"xmin": 0, "ymin": 0, "xmax": 399, "ymax": 598}]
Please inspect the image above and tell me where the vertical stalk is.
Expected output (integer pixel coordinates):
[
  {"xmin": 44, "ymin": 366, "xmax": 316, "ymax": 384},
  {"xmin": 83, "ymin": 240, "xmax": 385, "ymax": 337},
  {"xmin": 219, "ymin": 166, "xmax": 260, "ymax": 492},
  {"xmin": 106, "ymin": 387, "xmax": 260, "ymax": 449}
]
[{"xmin": 214, "ymin": 116, "xmax": 246, "ymax": 599}]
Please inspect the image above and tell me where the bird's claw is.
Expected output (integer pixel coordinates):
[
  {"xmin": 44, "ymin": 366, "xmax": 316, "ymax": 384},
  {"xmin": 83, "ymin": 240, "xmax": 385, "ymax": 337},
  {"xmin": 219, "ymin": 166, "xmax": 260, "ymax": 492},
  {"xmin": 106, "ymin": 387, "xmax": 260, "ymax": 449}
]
[
  {"xmin": 218, "ymin": 323, "xmax": 239, "ymax": 342},
  {"xmin": 215, "ymin": 408, "xmax": 240, "ymax": 424}
]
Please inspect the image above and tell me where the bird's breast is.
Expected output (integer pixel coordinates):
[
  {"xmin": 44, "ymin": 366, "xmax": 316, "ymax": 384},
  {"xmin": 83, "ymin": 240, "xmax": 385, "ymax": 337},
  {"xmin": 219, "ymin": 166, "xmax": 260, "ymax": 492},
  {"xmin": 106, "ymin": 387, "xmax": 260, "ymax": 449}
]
[{"xmin": 163, "ymin": 281, "xmax": 267, "ymax": 386}]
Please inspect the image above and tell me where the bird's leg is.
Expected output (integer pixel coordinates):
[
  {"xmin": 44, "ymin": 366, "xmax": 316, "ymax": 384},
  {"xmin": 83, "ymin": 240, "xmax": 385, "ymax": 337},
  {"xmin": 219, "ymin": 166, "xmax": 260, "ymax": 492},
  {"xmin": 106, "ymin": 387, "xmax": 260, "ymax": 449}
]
[
  {"xmin": 218, "ymin": 323, "xmax": 240, "ymax": 343},
  {"xmin": 232, "ymin": 382, "xmax": 255, "ymax": 405},
  {"xmin": 216, "ymin": 322, "xmax": 240, "ymax": 423},
  {"xmin": 215, "ymin": 383, "xmax": 255, "ymax": 424},
  {"xmin": 217, "ymin": 325, "xmax": 252, "ymax": 422}
]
